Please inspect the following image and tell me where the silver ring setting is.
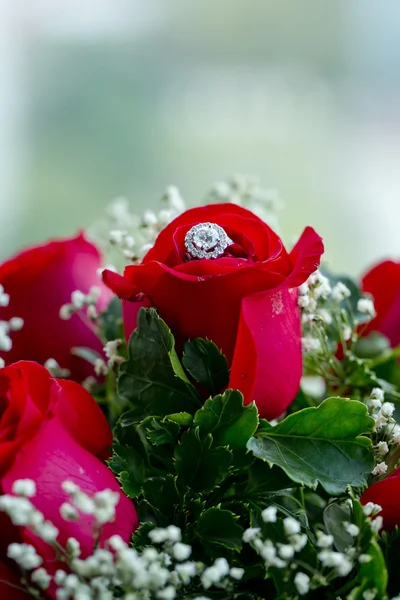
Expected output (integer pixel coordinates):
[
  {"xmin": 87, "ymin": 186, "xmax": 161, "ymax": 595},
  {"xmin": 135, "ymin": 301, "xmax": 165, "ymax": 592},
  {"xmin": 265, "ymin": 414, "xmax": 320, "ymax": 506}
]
[{"xmin": 184, "ymin": 222, "xmax": 233, "ymax": 260}]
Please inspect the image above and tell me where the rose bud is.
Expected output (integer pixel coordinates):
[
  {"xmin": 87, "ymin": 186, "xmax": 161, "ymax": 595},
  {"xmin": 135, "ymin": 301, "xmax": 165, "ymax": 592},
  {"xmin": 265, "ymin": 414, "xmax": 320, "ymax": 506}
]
[
  {"xmin": 0, "ymin": 361, "xmax": 138, "ymax": 596},
  {"xmin": 0, "ymin": 233, "xmax": 112, "ymax": 382},
  {"xmin": 103, "ymin": 203, "xmax": 324, "ymax": 419},
  {"xmin": 362, "ymin": 260, "xmax": 400, "ymax": 348}
]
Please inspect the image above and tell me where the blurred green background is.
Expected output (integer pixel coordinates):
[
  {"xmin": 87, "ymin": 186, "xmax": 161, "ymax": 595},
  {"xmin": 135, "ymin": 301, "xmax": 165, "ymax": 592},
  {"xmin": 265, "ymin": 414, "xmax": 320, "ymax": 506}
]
[{"xmin": 1, "ymin": 1, "xmax": 400, "ymax": 275}]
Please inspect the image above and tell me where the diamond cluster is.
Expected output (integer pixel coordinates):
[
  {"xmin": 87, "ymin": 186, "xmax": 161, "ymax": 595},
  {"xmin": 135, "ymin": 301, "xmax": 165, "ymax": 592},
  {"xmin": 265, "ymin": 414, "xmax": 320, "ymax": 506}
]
[{"xmin": 184, "ymin": 222, "xmax": 232, "ymax": 260}]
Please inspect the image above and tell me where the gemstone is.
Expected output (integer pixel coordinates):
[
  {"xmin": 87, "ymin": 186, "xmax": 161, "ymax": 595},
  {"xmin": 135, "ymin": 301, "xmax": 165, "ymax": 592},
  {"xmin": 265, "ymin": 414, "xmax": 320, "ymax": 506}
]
[{"xmin": 184, "ymin": 222, "xmax": 233, "ymax": 260}]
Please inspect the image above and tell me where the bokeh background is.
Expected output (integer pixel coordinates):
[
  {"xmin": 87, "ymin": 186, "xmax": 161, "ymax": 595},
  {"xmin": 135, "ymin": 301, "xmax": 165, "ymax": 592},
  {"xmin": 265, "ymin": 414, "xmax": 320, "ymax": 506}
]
[{"xmin": 1, "ymin": 1, "xmax": 400, "ymax": 276}]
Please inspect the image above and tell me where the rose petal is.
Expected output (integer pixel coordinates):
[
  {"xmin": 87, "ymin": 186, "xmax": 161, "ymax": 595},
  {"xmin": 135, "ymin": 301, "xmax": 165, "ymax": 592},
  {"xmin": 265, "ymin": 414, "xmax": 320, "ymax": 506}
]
[
  {"xmin": 229, "ymin": 288, "xmax": 302, "ymax": 419},
  {"xmin": 2, "ymin": 418, "xmax": 138, "ymax": 561},
  {"xmin": 0, "ymin": 560, "xmax": 30, "ymax": 600},
  {"xmin": 362, "ymin": 260, "xmax": 400, "ymax": 347},
  {"xmin": 286, "ymin": 227, "xmax": 324, "ymax": 288}
]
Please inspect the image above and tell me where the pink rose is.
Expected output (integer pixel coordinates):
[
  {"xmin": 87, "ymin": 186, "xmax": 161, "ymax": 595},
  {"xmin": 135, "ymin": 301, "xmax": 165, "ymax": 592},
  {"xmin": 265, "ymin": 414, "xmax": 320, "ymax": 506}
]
[
  {"xmin": 0, "ymin": 233, "xmax": 112, "ymax": 382},
  {"xmin": 0, "ymin": 361, "xmax": 138, "ymax": 598}
]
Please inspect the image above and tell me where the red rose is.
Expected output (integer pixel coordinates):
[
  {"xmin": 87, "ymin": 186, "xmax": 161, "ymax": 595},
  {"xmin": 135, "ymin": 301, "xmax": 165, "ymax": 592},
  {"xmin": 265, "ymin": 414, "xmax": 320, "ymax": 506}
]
[
  {"xmin": 0, "ymin": 361, "xmax": 138, "ymax": 598},
  {"xmin": 0, "ymin": 233, "xmax": 112, "ymax": 382},
  {"xmin": 360, "ymin": 467, "xmax": 400, "ymax": 530},
  {"xmin": 362, "ymin": 260, "xmax": 400, "ymax": 347},
  {"xmin": 103, "ymin": 204, "xmax": 323, "ymax": 419}
]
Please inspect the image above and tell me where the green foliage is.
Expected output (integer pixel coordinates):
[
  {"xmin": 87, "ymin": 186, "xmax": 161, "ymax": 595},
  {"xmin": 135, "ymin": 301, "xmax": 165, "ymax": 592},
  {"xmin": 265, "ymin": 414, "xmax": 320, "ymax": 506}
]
[
  {"xmin": 182, "ymin": 338, "xmax": 230, "ymax": 395},
  {"xmin": 110, "ymin": 308, "xmax": 388, "ymax": 598},
  {"xmin": 247, "ymin": 397, "xmax": 375, "ymax": 494},
  {"xmin": 118, "ymin": 308, "xmax": 202, "ymax": 423}
]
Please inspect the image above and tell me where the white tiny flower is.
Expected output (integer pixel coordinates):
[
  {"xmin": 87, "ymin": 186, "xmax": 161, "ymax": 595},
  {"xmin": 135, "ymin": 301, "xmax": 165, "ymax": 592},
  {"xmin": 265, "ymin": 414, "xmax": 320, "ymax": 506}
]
[
  {"xmin": 316, "ymin": 532, "xmax": 334, "ymax": 548},
  {"xmin": 142, "ymin": 211, "xmax": 158, "ymax": 227},
  {"xmin": 290, "ymin": 533, "xmax": 308, "ymax": 552},
  {"xmin": 107, "ymin": 534, "xmax": 127, "ymax": 552},
  {"xmin": 358, "ymin": 554, "xmax": 372, "ymax": 564},
  {"xmin": 342, "ymin": 325, "xmax": 352, "ymax": 341},
  {"xmin": 363, "ymin": 502, "xmax": 382, "ymax": 517},
  {"xmin": 39, "ymin": 521, "xmax": 59, "ymax": 542},
  {"xmin": 71, "ymin": 290, "xmax": 86, "ymax": 309},
  {"xmin": 294, "ymin": 572, "xmax": 310, "ymax": 595},
  {"xmin": 7, "ymin": 543, "xmax": 43, "ymax": 570},
  {"xmin": 0, "ymin": 293, "xmax": 10, "ymax": 307},
  {"xmin": 344, "ymin": 522, "xmax": 360, "ymax": 537},
  {"xmin": 376, "ymin": 441, "xmax": 389, "ymax": 456},
  {"xmin": 94, "ymin": 358, "xmax": 109, "ymax": 377},
  {"xmin": 165, "ymin": 525, "xmax": 182, "ymax": 543},
  {"xmin": 298, "ymin": 295, "xmax": 310, "ymax": 308},
  {"xmin": 31, "ymin": 567, "xmax": 51, "ymax": 590},
  {"xmin": 9, "ymin": 317, "xmax": 24, "ymax": 331},
  {"xmin": 369, "ymin": 398, "xmax": 382, "ymax": 411},
  {"xmin": 357, "ymin": 298, "xmax": 376, "ymax": 318},
  {"xmin": 317, "ymin": 308, "xmax": 333, "ymax": 325},
  {"xmin": 242, "ymin": 527, "xmax": 261, "ymax": 543},
  {"xmin": 370, "ymin": 388, "xmax": 384, "ymax": 402},
  {"xmin": 0, "ymin": 358, "xmax": 4, "ymax": 368},
  {"xmin": 332, "ymin": 282, "xmax": 351, "ymax": 302},
  {"xmin": 372, "ymin": 462, "xmax": 388, "ymax": 476},
  {"xmin": 283, "ymin": 517, "xmax": 301, "ymax": 536},
  {"xmin": 298, "ymin": 282, "xmax": 309, "ymax": 296},
  {"xmin": 59, "ymin": 304, "xmax": 73, "ymax": 320},
  {"xmin": 370, "ymin": 516, "xmax": 383, "ymax": 532},
  {"xmin": 172, "ymin": 542, "xmax": 192, "ymax": 561},
  {"xmin": 12, "ymin": 479, "xmax": 36, "ymax": 498},
  {"xmin": 157, "ymin": 586, "xmax": 177, "ymax": 600},
  {"xmin": 60, "ymin": 502, "xmax": 79, "ymax": 521},
  {"xmin": 140, "ymin": 242, "xmax": 154, "ymax": 255},
  {"xmin": 390, "ymin": 424, "xmax": 400, "ymax": 444},
  {"xmin": 362, "ymin": 590, "xmax": 376, "ymax": 600},
  {"xmin": 66, "ymin": 537, "xmax": 81, "ymax": 558},
  {"xmin": 261, "ymin": 506, "xmax": 277, "ymax": 523},
  {"xmin": 277, "ymin": 544, "xmax": 295, "ymax": 559},
  {"xmin": 62, "ymin": 481, "xmax": 80, "ymax": 495},
  {"xmin": 381, "ymin": 402, "xmax": 395, "ymax": 417},
  {"xmin": 301, "ymin": 337, "xmax": 321, "ymax": 352},
  {"xmin": 313, "ymin": 276, "xmax": 332, "ymax": 299},
  {"xmin": 230, "ymin": 567, "xmax": 244, "ymax": 580}
]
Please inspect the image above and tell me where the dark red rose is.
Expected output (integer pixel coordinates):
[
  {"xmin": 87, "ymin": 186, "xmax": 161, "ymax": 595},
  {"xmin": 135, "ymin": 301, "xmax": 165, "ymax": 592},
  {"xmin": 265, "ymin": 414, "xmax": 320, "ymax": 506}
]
[
  {"xmin": 0, "ymin": 233, "xmax": 112, "ymax": 382},
  {"xmin": 360, "ymin": 467, "xmax": 400, "ymax": 531},
  {"xmin": 362, "ymin": 260, "xmax": 400, "ymax": 347},
  {"xmin": 0, "ymin": 361, "xmax": 138, "ymax": 599},
  {"xmin": 103, "ymin": 203, "xmax": 324, "ymax": 419}
]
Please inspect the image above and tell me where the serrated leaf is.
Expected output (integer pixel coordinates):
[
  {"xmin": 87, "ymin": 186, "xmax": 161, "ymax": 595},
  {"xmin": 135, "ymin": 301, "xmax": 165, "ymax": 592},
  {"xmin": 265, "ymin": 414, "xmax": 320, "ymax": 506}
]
[
  {"xmin": 193, "ymin": 389, "xmax": 258, "ymax": 449},
  {"xmin": 142, "ymin": 417, "xmax": 180, "ymax": 446},
  {"xmin": 174, "ymin": 427, "xmax": 232, "ymax": 491},
  {"xmin": 195, "ymin": 507, "xmax": 244, "ymax": 553},
  {"xmin": 182, "ymin": 338, "xmax": 229, "ymax": 395},
  {"xmin": 143, "ymin": 475, "xmax": 180, "ymax": 519},
  {"xmin": 247, "ymin": 397, "xmax": 375, "ymax": 494},
  {"xmin": 118, "ymin": 308, "xmax": 201, "ymax": 423},
  {"xmin": 109, "ymin": 445, "xmax": 146, "ymax": 498}
]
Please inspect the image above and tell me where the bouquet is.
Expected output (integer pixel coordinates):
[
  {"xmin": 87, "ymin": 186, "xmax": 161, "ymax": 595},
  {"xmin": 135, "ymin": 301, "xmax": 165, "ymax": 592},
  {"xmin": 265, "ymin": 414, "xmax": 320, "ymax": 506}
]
[{"xmin": 1, "ymin": 177, "xmax": 400, "ymax": 600}]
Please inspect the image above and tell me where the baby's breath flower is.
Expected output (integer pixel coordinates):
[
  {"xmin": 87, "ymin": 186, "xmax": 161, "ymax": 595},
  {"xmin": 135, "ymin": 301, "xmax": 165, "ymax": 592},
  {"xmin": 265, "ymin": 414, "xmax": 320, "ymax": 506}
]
[
  {"xmin": 12, "ymin": 479, "xmax": 36, "ymax": 498},
  {"xmin": 302, "ymin": 337, "xmax": 321, "ymax": 353},
  {"xmin": 372, "ymin": 462, "xmax": 388, "ymax": 476},
  {"xmin": 261, "ymin": 506, "xmax": 277, "ymax": 523},
  {"xmin": 283, "ymin": 517, "xmax": 301, "ymax": 536},
  {"xmin": 357, "ymin": 298, "xmax": 376, "ymax": 318},
  {"xmin": 376, "ymin": 441, "xmax": 389, "ymax": 456},
  {"xmin": 363, "ymin": 502, "xmax": 382, "ymax": 517},
  {"xmin": 294, "ymin": 571, "xmax": 310, "ymax": 595},
  {"xmin": 370, "ymin": 388, "xmax": 384, "ymax": 402},
  {"xmin": 316, "ymin": 532, "xmax": 334, "ymax": 548},
  {"xmin": 344, "ymin": 522, "xmax": 360, "ymax": 537},
  {"xmin": 331, "ymin": 282, "xmax": 351, "ymax": 302},
  {"xmin": 381, "ymin": 402, "xmax": 395, "ymax": 418}
]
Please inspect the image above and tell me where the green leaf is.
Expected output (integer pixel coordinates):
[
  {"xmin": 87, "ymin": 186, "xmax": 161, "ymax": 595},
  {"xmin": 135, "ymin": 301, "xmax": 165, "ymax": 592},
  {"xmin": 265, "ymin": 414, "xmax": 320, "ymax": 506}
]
[
  {"xmin": 118, "ymin": 308, "xmax": 201, "ymax": 423},
  {"xmin": 142, "ymin": 417, "xmax": 180, "ymax": 446},
  {"xmin": 323, "ymin": 502, "xmax": 353, "ymax": 552},
  {"xmin": 245, "ymin": 460, "xmax": 297, "ymax": 496},
  {"xmin": 109, "ymin": 445, "xmax": 146, "ymax": 498},
  {"xmin": 193, "ymin": 389, "xmax": 258, "ymax": 449},
  {"xmin": 174, "ymin": 427, "xmax": 232, "ymax": 491},
  {"xmin": 358, "ymin": 539, "xmax": 387, "ymax": 596},
  {"xmin": 195, "ymin": 507, "xmax": 244, "ymax": 553},
  {"xmin": 142, "ymin": 475, "xmax": 181, "ymax": 519},
  {"xmin": 182, "ymin": 338, "xmax": 229, "ymax": 395},
  {"xmin": 247, "ymin": 397, "xmax": 375, "ymax": 494},
  {"xmin": 100, "ymin": 296, "xmax": 124, "ymax": 341}
]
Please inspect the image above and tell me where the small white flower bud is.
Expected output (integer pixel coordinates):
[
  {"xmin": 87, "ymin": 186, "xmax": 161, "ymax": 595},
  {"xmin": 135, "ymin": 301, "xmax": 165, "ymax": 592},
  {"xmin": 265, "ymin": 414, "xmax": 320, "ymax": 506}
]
[{"xmin": 12, "ymin": 479, "xmax": 36, "ymax": 498}]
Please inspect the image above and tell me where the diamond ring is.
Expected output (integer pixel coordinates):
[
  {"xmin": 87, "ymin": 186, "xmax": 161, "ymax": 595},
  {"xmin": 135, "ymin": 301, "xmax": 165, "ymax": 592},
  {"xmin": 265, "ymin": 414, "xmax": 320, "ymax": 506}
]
[{"xmin": 184, "ymin": 222, "xmax": 233, "ymax": 260}]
